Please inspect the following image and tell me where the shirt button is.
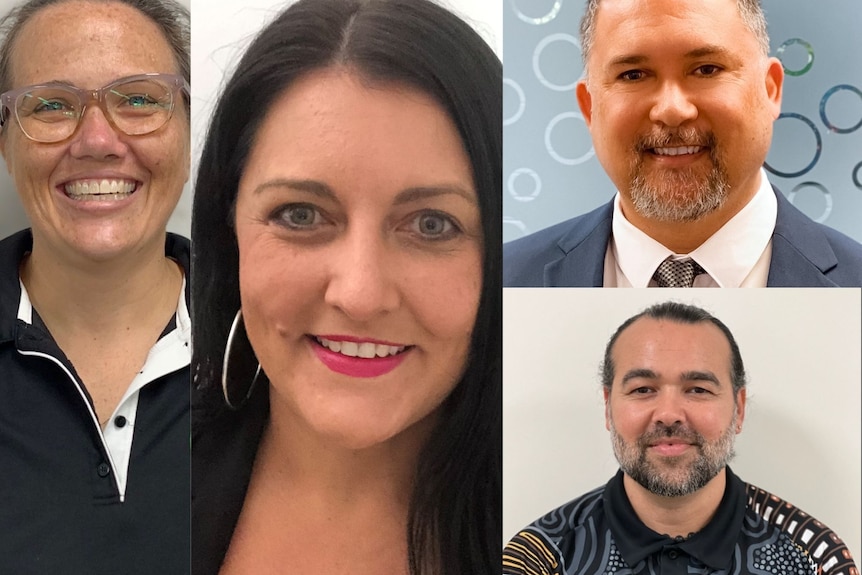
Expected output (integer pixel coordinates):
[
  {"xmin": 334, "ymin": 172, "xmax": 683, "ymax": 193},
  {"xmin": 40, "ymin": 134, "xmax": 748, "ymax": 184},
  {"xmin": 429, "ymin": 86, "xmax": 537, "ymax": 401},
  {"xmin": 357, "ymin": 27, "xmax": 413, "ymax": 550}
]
[
  {"xmin": 668, "ymin": 549, "xmax": 679, "ymax": 560},
  {"xmin": 97, "ymin": 463, "xmax": 111, "ymax": 477},
  {"xmin": 114, "ymin": 416, "xmax": 127, "ymax": 428}
]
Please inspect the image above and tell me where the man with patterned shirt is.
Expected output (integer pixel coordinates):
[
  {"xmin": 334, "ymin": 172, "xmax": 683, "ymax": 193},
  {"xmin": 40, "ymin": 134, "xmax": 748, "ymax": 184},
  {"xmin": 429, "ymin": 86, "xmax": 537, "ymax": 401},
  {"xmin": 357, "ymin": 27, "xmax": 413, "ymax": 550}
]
[{"xmin": 503, "ymin": 302, "xmax": 856, "ymax": 575}]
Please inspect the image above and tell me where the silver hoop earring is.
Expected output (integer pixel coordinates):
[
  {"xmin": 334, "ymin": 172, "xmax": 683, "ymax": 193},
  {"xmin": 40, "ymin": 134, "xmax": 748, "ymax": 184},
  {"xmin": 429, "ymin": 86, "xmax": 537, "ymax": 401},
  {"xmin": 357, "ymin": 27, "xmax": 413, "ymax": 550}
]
[{"xmin": 221, "ymin": 308, "xmax": 262, "ymax": 410}]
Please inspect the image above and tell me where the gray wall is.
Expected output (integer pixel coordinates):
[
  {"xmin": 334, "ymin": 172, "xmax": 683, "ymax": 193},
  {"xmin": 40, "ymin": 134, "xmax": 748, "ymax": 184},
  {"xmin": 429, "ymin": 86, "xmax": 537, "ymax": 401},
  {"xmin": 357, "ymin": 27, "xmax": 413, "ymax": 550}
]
[{"xmin": 502, "ymin": 0, "xmax": 862, "ymax": 243}]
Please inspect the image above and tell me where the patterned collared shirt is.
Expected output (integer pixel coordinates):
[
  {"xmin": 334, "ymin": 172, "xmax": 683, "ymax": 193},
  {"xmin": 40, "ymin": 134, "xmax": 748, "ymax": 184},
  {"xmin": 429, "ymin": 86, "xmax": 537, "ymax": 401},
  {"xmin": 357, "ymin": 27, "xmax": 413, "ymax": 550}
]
[{"xmin": 503, "ymin": 467, "xmax": 856, "ymax": 575}]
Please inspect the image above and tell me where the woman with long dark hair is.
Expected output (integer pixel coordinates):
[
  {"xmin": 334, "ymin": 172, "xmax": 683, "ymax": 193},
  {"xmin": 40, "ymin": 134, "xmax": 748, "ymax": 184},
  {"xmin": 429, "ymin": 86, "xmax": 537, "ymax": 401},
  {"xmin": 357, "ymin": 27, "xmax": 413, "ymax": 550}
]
[{"xmin": 191, "ymin": 1, "xmax": 501, "ymax": 573}]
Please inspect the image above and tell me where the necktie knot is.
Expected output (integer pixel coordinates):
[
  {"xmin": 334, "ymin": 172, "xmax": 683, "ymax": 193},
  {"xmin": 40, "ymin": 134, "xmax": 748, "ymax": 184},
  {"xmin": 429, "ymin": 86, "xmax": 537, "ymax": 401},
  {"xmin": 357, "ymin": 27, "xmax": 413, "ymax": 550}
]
[{"xmin": 653, "ymin": 258, "xmax": 705, "ymax": 287}]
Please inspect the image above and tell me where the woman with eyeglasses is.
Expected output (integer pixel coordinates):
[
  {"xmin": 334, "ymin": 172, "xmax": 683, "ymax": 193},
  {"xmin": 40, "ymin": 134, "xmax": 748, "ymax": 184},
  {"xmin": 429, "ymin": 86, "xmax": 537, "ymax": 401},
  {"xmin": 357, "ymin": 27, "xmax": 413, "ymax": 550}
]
[{"xmin": 0, "ymin": 0, "xmax": 190, "ymax": 573}]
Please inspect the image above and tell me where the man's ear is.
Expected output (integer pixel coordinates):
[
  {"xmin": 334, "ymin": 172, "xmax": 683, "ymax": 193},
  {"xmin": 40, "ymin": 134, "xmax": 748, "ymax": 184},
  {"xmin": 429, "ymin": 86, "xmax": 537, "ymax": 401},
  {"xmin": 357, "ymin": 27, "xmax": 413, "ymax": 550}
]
[
  {"xmin": 576, "ymin": 79, "xmax": 593, "ymax": 127},
  {"xmin": 603, "ymin": 386, "xmax": 611, "ymax": 431},
  {"xmin": 735, "ymin": 387, "xmax": 746, "ymax": 433},
  {"xmin": 764, "ymin": 57, "xmax": 784, "ymax": 120}
]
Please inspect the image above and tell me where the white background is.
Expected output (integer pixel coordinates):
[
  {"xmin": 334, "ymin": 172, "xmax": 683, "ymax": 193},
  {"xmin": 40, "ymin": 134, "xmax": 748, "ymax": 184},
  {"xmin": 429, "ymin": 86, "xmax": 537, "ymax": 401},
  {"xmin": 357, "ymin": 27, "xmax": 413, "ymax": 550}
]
[{"xmin": 504, "ymin": 288, "xmax": 862, "ymax": 563}]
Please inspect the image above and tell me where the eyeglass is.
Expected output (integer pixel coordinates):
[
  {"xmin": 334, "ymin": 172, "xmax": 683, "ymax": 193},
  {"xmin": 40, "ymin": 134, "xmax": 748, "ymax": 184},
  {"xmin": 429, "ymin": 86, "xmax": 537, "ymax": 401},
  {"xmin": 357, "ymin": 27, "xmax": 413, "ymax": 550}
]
[{"xmin": 0, "ymin": 73, "xmax": 189, "ymax": 143}]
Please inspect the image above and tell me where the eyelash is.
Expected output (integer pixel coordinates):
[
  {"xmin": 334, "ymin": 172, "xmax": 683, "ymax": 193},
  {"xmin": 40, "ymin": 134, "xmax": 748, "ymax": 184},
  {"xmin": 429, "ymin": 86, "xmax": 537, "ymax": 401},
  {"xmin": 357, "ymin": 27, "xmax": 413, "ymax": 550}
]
[
  {"xmin": 617, "ymin": 65, "xmax": 723, "ymax": 82},
  {"xmin": 268, "ymin": 204, "xmax": 463, "ymax": 242},
  {"xmin": 271, "ymin": 203, "xmax": 326, "ymax": 230},
  {"xmin": 403, "ymin": 210, "xmax": 462, "ymax": 242},
  {"xmin": 630, "ymin": 386, "xmax": 712, "ymax": 395}
]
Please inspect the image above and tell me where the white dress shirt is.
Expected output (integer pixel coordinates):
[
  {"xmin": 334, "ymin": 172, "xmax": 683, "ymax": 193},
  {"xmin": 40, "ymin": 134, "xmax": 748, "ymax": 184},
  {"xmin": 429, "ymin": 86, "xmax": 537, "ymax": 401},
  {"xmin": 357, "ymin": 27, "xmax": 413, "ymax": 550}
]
[{"xmin": 603, "ymin": 168, "xmax": 777, "ymax": 287}]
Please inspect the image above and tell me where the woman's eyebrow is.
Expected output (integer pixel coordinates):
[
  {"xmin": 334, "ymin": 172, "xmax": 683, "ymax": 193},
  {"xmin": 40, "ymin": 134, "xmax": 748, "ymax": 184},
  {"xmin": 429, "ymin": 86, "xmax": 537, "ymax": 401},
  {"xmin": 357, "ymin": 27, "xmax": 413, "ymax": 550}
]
[
  {"xmin": 252, "ymin": 178, "xmax": 336, "ymax": 200},
  {"xmin": 393, "ymin": 185, "xmax": 477, "ymax": 206}
]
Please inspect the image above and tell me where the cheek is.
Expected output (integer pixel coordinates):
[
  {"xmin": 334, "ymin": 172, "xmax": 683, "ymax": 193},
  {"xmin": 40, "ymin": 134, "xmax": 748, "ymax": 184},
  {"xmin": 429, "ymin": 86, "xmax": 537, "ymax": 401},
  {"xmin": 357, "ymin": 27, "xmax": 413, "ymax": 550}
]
[{"xmin": 403, "ymin": 251, "xmax": 482, "ymax": 346}]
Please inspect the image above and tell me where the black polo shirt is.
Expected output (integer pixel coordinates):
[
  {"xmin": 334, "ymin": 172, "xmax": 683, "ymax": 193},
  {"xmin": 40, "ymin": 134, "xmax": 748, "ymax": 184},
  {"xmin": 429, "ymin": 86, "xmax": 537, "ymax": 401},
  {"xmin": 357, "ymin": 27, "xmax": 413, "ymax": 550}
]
[
  {"xmin": 503, "ymin": 466, "xmax": 856, "ymax": 575},
  {"xmin": 0, "ymin": 229, "xmax": 190, "ymax": 575}
]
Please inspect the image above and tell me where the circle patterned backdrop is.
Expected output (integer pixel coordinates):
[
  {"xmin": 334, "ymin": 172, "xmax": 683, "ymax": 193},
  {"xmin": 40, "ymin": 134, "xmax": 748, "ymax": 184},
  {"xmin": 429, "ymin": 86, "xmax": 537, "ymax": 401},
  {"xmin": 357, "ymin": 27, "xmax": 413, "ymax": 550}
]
[{"xmin": 502, "ymin": 0, "xmax": 862, "ymax": 243}]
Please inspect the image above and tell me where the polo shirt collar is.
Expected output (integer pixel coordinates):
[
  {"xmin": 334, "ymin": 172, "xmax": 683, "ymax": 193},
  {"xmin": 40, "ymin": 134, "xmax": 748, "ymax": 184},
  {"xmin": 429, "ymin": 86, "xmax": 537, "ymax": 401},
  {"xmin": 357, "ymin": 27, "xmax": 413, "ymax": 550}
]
[{"xmin": 604, "ymin": 466, "xmax": 746, "ymax": 570}]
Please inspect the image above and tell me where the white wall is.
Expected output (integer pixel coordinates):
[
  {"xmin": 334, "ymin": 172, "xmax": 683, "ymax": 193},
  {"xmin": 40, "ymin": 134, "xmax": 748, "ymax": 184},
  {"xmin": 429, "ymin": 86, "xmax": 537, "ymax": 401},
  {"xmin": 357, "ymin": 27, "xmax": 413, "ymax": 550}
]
[
  {"xmin": 504, "ymin": 288, "xmax": 862, "ymax": 563},
  {"xmin": 190, "ymin": 0, "xmax": 501, "ymax": 197},
  {"xmin": 0, "ymin": 0, "xmax": 192, "ymax": 240}
]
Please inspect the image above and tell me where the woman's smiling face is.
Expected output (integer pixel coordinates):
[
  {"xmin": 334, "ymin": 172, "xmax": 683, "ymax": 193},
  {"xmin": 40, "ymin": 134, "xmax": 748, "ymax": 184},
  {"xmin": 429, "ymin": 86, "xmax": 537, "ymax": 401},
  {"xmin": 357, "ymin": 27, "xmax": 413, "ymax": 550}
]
[
  {"xmin": 234, "ymin": 68, "xmax": 482, "ymax": 449},
  {"xmin": 0, "ymin": 0, "xmax": 189, "ymax": 264}
]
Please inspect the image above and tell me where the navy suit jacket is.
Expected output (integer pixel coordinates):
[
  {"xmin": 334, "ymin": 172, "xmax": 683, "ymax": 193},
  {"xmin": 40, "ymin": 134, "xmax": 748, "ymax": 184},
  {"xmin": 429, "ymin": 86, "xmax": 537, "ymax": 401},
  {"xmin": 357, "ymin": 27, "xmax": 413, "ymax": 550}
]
[{"xmin": 503, "ymin": 187, "xmax": 862, "ymax": 287}]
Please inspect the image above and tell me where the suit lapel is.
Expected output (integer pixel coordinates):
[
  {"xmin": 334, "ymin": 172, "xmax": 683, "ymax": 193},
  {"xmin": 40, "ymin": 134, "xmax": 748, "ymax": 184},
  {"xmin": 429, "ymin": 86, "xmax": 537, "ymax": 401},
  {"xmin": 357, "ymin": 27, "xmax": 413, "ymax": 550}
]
[
  {"xmin": 542, "ymin": 202, "xmax": 612, "ymax": 287},
  {"xmin": 768, "ymin": 188, "xmax": 839, "ymax": 287}
]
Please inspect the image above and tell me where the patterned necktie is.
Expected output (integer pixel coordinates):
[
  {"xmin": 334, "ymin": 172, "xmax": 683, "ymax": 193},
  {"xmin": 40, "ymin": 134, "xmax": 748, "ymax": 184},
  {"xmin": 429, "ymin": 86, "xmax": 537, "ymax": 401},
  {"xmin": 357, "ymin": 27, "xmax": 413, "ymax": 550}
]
[{"xmin": 652, "ymin": 258, "xmax": 705, "ymax": 288}]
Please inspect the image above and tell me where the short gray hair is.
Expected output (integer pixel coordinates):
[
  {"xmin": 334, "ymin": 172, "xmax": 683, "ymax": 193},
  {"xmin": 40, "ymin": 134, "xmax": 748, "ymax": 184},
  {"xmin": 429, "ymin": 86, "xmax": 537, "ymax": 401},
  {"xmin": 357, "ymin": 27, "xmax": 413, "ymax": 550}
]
[
  {"xmin": 0, "ymin": 0, "xmax": 189, "ymax": 97},
  {"xmin": 580, "ymin": 0, "xmax": 770, "ymax": 71}
]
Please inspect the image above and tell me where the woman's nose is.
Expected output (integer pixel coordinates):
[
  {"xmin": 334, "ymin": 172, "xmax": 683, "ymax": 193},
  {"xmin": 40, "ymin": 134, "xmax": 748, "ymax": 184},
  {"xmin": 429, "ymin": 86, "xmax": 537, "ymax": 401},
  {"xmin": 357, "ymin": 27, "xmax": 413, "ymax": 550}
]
[
  {"xmin": 67, "ymin": 104, "xmax": 127, "ymax": 160},
  {"xmin": 323, "ymin": 230, "xmax": 400, "ymax": 322}
]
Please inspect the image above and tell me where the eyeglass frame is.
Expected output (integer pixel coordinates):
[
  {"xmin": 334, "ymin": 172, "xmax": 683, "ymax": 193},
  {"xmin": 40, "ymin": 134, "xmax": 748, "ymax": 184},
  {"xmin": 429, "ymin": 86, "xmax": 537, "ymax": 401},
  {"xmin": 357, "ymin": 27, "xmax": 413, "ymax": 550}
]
[{"xmin": 0, "ymin": 73, "xmax": 190, "ymax": 143}]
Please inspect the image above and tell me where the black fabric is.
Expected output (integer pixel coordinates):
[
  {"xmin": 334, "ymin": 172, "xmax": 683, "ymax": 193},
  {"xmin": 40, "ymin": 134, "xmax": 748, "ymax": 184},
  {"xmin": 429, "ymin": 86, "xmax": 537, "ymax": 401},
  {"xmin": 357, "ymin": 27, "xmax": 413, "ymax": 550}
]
[
  {"xmin": 604, "ymin": 468, "xmax": 744, "ymax": 570},
  {"xmin": 191, "ymin": 379, "xmax": 269, "ymax": 575},
  {"xmin": 0, "ymin": 229, "xmax": 190, "ymax": 575},
  {"xmin": 503, "ymin": 466, "xmax": 855, "ymax": 575}
]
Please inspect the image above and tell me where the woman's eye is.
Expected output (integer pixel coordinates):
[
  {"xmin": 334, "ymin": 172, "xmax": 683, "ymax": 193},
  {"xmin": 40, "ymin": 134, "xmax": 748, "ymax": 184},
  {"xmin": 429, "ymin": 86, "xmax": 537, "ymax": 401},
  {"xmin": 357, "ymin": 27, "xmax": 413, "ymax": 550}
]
[
  {"xmin": 407, "ymin": 211, "xmax": 460, "ymax": 240},
  {"xmin": 123, "ymin": 94, "xmax": 159, "ymax": 108},
  {"xmin": 272, "ymin": 203, "xmax": 323, "ymax": 229},
  {"xmin": 33, "ymin": 99, "xmax": 72, "ymax": 114}
]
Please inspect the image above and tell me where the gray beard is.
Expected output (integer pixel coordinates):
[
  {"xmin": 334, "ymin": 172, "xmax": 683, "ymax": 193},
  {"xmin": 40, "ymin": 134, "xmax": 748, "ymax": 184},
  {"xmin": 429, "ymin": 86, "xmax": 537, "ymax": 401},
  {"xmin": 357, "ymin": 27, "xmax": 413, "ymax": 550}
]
[
  {"xmin": 610, "ymin": 414, "xmax": 737, "ymax": 498},
  {"xmin": 627, "ymin": 132, "xmax": 730, "ymax": 223}
]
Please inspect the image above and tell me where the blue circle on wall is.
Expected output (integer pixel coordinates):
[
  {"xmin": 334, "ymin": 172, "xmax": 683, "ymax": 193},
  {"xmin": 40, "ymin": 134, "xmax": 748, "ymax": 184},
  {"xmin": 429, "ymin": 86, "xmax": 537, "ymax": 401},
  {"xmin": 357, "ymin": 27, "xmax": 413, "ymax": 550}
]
[
  {"xmin": 853, "ymin": 162, "xmax": 862, "ymax": 190},
  {"xmin": 788, "ymin": 182, "xmax": 833, "ymax": 223},
  {"xmin": 764, "ymin": 113, "xmax": 822, "ymax": 178},
  {"xmin": 819, "ymin": 85, "xmax": 862, "ymax": 134},
  {"xmin": 776, "ymin": 38, "xmax": 814, "ymax": 76},
  {"xmin": 509, "ymin": 0, "xmax": 563, "ymax": 25}
]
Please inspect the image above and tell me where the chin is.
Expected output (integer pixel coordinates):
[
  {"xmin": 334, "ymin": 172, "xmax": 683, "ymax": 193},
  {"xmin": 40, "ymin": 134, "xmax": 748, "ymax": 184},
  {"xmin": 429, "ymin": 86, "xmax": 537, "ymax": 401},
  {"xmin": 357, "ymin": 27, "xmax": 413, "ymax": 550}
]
[{"xmin": 301, "ymin": 401, "xmax": 439, "ymax": 453}]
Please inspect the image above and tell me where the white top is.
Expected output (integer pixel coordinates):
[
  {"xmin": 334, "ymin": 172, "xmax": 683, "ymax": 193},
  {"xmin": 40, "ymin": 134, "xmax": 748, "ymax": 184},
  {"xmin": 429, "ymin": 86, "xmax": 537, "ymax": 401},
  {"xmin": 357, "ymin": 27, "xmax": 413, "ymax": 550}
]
[{"xmin": 604, "ymin": 168, "xmax": 777, "ymax": 287}]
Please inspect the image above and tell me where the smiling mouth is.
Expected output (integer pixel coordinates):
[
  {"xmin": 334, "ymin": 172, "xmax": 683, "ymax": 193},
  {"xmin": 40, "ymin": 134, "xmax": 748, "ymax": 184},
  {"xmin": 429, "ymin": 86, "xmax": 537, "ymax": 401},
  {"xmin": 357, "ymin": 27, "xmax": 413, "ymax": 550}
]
[
  {"xmin": 649, "ymin": 146, "xmax": 704, "ymax": 157},
  {"xmin": 63, "ymin": 179, "xmax": 138, "ymax": 201},
  {"xmin": 314, "ymin": 336, "xmax": 408, "ymax": 359}
]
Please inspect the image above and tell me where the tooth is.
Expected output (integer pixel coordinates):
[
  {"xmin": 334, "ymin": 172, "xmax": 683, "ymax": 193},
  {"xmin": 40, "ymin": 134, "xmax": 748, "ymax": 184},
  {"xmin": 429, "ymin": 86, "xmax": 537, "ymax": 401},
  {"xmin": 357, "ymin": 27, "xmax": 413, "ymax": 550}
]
[
  {"xmin": 340, "ymin": 341, "xmax": 359, "ymax": 357},
  {"xmin": 375, "ymin": 344, "xmax": 390, "ymax": 357},
  {"xmin": 319, "ymin": 338, "xmax": 340, "ymax": 352},
  {"xmin": 357, "ymin": 342, "xmax": 376, "ymax": 358}
]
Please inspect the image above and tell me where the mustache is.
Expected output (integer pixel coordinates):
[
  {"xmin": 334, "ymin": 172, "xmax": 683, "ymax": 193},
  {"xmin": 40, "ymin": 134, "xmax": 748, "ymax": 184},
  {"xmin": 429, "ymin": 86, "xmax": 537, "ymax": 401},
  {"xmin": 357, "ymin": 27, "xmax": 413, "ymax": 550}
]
[
  {"xmin": 636, "ymin": 128, "xmax": 716, "ymax": 151},
  {"xmin": 637, "ymin": 422, "xmax": 704, "ymax": 448}
]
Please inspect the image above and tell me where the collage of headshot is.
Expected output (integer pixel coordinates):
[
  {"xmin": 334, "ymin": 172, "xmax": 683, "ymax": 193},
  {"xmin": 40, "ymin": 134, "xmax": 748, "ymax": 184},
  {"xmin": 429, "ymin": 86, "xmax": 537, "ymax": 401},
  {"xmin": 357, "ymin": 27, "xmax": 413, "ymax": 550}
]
[{"xmin": 0, "ymin": 0, "xmax": 857, "ymax": 574}]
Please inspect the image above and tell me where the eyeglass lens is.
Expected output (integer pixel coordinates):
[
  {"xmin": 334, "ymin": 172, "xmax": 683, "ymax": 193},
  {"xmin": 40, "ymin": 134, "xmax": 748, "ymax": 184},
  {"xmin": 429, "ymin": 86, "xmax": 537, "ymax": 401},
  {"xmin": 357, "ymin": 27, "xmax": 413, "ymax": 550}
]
[{"xmin": 15, "ymin": 78, "xmax": 175, "ymax": 143}]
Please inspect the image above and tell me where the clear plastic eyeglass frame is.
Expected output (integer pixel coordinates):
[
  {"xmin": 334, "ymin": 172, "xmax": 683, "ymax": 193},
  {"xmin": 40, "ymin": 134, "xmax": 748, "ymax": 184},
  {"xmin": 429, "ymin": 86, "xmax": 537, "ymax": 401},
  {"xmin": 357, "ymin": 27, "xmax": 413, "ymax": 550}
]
[{"xmin": 0, "ymin": 73, "xmax": 189, "ymax": 143}]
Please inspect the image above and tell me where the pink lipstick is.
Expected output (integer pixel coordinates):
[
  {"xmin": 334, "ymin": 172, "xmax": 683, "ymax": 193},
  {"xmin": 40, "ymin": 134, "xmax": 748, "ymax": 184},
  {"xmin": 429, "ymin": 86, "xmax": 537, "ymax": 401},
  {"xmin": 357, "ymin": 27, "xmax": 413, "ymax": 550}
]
[{"xmin": 310, "ymin": 335, "xmax": 410, "ymax": 378}]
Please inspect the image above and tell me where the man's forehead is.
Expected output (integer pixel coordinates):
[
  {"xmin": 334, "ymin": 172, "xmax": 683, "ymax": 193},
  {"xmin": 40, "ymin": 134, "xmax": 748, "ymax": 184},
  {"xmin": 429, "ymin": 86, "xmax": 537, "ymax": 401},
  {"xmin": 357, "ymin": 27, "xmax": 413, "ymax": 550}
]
[
  {"xmin": 611, "ymin": 317, "xmax": 732, "ymax": 368},
  {"xmin": 591, "ymin": 0, "xmax": 748, "ymax": 48}
]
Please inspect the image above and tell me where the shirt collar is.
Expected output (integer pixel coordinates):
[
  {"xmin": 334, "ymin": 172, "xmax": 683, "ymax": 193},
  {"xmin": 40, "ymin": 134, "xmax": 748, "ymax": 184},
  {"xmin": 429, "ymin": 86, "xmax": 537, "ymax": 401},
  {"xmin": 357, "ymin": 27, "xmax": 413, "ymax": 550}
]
[
  {"xmin": 604, "ymin": 466, "xmax": 746, "ymax": 570},
  {"xmin": 611, "ymin": 168, "xmax": 777, "ymax": 287}
]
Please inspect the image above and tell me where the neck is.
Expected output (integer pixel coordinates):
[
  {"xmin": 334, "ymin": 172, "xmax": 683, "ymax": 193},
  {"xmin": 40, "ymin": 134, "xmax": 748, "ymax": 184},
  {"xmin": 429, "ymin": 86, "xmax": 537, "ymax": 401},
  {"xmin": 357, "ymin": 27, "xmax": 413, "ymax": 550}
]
[
  {"xmin": 21, "ymin": 233, "xmax": 181, "ymax": 333},
  {"xmin": 622, "ymin": 467, "xmax": 727, "ymax": 538},
  {"xmin": 621, "ymin": 172, "xmax": 762, "ymax": 253}
]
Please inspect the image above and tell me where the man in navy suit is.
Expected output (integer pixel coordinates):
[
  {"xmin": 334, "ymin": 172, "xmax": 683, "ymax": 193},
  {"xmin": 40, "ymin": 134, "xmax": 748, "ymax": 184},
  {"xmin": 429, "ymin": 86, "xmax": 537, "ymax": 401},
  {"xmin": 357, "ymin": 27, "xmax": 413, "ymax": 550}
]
[{"xmin": 503, "ymin": 0, "xmax": 862, "ymax": 287}]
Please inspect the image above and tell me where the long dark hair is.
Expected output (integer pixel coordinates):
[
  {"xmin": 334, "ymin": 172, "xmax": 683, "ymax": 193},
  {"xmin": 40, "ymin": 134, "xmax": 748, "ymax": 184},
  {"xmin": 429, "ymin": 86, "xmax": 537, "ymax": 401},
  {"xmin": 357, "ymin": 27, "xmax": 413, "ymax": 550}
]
[{"xmin": 190, "ymin": 1, "xmax": 501, "ymax": 573}]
